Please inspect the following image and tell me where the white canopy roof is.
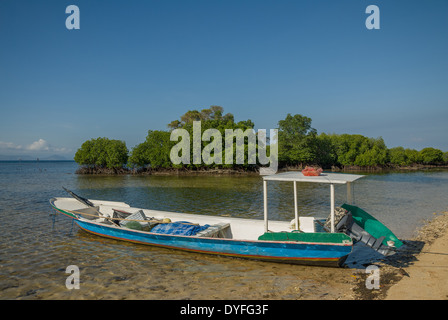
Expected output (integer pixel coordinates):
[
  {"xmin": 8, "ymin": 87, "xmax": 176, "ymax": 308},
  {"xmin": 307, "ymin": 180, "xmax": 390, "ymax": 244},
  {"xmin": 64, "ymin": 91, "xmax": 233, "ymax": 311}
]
[{"xmin": 262, "ymin": 171, "xmax": 364, "ymax": 184}]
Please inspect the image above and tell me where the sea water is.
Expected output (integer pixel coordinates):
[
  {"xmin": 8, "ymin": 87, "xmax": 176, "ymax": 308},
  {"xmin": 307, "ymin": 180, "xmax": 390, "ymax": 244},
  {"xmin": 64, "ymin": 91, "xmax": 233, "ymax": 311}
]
[{"xmin": 1, "ymin": 161, "xmax": 447, "ymax": 299}]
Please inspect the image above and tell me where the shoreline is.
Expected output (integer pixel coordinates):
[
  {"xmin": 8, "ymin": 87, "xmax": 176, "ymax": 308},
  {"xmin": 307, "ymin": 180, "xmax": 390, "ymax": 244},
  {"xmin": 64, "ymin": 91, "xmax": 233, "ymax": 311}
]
[
  {"xmin": 75, "ymin": 166, "xmax": 262, "ymax": 176},
  {"xmin": 383, "ymin": 211, "xmax": 448, "ymax": 300},
  {"xmin": 349, "ymin": 211, "xmax": 448, "ymax": 300},
  {"xmin": 73, "ymin": 165, "xmax": 448, "ymax": 176}
]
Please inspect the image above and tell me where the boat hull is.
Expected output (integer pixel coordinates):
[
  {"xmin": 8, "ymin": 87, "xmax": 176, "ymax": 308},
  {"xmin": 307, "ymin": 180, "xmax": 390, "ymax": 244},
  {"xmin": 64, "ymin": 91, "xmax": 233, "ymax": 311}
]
[{"xmin": 75, "ymin": 219, "xmax": 352, "ymax": 267}]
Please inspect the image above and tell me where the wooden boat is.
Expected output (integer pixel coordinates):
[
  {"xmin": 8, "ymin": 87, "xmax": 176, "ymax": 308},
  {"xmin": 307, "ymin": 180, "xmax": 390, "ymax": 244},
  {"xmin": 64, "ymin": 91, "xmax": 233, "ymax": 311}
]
[{"xmin": 49, "ymin": 172, "xmax": 402, "ymax": 267}]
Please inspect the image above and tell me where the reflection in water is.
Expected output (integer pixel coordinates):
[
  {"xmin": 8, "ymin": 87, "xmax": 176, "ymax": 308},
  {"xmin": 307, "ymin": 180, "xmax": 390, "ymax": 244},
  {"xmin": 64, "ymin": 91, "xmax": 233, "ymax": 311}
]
[
  {"xmin": 72, "ymin": 169, "xmax": 448, "ymax": 238},
  {"xmin": 74, "ymin": 174, "xmax": 353, "ymax": 221}
]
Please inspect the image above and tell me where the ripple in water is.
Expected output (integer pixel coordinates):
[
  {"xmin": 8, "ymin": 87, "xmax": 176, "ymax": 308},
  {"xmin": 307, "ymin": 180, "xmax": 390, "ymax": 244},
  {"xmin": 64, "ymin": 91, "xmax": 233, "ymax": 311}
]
[{"xmin": 1, "ymin": 161, "xmax": 447, "ymax": 299}]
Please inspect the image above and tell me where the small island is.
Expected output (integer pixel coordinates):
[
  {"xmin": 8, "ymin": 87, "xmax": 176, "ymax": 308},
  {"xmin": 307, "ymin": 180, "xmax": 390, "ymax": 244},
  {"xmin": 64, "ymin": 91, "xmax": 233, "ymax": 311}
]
[{"xmin": 74, "ymin": 106, "xmax": 448, "ymax": 175}]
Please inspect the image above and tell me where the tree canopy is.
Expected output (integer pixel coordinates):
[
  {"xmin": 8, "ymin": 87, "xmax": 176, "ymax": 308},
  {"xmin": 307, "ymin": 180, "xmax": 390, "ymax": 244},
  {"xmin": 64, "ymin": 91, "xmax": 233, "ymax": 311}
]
[
  {"xmin": 74, "ymin": 108, "xmax": 448, "ymax": 173},
  {"xmin": 168, "ymin": 106, "xmax": 234, "ymax": 130},
  {"xmin": 74, "ymin": 137, "xmax": 128, "ymax": 169},
  {"xmin": 129, "ymin": 106, "xmax": 260, "ymax": 171},
  {"xmin": 277, "ymin": 114, "xmax": 317, "ymax": 166},
  {"xmin": 128, "ymin": 130, "xmax": 173, "ymax": 169}
]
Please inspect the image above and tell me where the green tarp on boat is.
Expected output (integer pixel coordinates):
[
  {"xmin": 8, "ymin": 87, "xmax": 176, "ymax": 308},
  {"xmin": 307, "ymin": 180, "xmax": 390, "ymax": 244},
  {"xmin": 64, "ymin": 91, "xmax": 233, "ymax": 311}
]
[
  {"xmin": 258, "ymin": 232, "xmax": 352, "ymax": 244},
  {"xmin": 341, "ymin": 204, "xmax": 403, "ymax": 249}
]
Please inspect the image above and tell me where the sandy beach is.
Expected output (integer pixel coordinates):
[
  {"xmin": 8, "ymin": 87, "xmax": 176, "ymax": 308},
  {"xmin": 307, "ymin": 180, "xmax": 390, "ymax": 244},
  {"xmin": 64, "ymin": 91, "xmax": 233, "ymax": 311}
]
[
  {"xmin": 383, "ymin": 211, "xmax": 448, "ymax": 300},
  {"xmin": 348, "ymin": 210, "xmax": 448, "ymax": 300}
]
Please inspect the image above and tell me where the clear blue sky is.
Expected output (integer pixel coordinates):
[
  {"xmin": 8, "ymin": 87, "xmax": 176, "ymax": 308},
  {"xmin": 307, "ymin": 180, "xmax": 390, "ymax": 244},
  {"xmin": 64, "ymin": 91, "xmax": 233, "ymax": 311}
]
[{"xmin": 1, "ymin": 0, "xmax": 447, "ymax": 159}]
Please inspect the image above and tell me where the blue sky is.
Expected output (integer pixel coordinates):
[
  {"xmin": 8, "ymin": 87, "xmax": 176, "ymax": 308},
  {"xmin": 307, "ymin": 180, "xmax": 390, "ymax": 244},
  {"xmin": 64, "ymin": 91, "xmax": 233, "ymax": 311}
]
[{"xmin": 0, "ymin": 0, "xmax": 447, "ymax": 159}]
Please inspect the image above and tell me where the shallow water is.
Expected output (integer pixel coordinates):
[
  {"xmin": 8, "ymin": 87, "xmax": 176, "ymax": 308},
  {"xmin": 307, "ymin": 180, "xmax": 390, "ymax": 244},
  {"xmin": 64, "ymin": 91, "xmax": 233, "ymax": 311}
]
[{"xmin": 0, "ymin": 161, "xmax": 447, "ymax": 299}]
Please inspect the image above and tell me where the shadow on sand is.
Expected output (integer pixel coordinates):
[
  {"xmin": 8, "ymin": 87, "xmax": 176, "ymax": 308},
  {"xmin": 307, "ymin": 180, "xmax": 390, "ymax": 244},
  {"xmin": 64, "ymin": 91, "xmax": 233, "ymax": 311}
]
[{"xmin": 344, "ymin": 240, "xmax": 427, "ymax": 299}]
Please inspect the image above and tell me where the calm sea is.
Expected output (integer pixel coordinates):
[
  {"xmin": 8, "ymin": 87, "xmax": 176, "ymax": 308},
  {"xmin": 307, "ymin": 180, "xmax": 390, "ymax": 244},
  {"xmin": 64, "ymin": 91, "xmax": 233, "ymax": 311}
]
[{"xmin": 1, "ymin": 161, "xmax": 447, "ymax": 299}]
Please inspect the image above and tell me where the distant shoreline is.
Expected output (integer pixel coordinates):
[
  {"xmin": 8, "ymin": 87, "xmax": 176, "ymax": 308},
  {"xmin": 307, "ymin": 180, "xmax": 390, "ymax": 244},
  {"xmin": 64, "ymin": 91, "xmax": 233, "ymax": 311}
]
[
  {"xmin": 332, "ymin": 164, "xmax": 448, "ymax": 172},
  {"xmin": 75, "ymin": 166, "xmax": 261, "ymax": 176},
  {"xmin": 2, "ymin": 160, "xmax": 447, "ymax": 174}
]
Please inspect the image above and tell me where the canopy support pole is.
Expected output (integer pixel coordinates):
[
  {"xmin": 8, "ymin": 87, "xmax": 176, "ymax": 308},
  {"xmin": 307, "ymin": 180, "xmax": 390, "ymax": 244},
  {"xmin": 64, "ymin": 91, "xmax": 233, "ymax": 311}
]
[
  {"xmin": 263, "ymin": 179, "xmax": 268, "ymax": 233},
  {"xmin": 330, "ymin": 183, "xmax": 335, "ymax": 233},
  {"xmin": 293, "ymin": 181, "xmax": 299, "ymax": 230},
  {"xmin": 347, "ymin": 182, "xmax": 352, "ymax": 204}
]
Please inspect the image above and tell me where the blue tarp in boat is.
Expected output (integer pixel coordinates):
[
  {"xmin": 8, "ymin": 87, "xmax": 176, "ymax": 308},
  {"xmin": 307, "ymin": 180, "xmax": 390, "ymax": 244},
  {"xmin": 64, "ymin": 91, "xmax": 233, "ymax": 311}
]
[{"xmin": 151, "ymin": 221, "xmax": 210, "ymax": 236}]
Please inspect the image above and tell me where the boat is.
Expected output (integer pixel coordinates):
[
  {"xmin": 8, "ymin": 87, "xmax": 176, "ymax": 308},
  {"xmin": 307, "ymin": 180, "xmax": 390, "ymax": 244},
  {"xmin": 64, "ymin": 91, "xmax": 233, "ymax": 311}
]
[{"xmin": 49, "ymin": 172, "xmax": 403, "ymax": 267}]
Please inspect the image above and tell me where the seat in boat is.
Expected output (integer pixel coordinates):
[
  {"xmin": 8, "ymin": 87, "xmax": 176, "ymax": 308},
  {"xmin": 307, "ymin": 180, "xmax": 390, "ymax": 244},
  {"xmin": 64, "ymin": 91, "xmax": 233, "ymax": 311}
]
[{"xmin": 195, "ymin": 222, "xmax": 231, "ymax": 238}]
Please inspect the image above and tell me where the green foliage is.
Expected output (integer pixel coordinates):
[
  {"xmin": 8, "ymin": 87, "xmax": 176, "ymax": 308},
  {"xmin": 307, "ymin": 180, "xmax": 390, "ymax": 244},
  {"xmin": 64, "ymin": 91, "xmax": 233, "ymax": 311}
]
[
  {"xmin": 276, "ymin": 115, "xmax": 445, "ymax": 169},
  {"xmin": 353, "ymin": 137, "xmax": 388, "ymax": 167},
  {"xmin": 277, "ymin": 114, "xmax": 317, "ymax": 166},
  {"xmin": 389, "ymin": 147, "xmax": 409, "ymax": 166},
  {"xmin": 168, "ymin": 106, "xmax": 234, "ymax": 130},
  {"xmin": 170, "ymin": 106, "xmax": 257, "ymax": 170},
  {"xmin": 404, "ymin": 148, "xmax": 421, "ymax": 164},
  {"xmin": 419, "ymin": 147, "xmax": 444, "ymax": 164},
  {"xmin": 313, "ymin": 133, "xmax": 338, "ymax": 168},
  {"xmin": 129, "ymin": 106, "xmax": 259, "ymax": 171},
  {"xmin": 74, "ymin": 139, "xmax": 95, "ymax": 166},
  {"xmin": 443, "ymin": 152, "xmax": 448, "ymax": 164},
  {"xmin": 128, "ymin": 130, "xmax": 173, "ymax": 168},
  {"xmin": 74, "ymin": 137, "xmax": 128, "ymax": 169},
  {"xmin": 323, "ymin": 134, "xmax": 388, "ymax": 167},
  {"xmin": 277, "ymin": 127, "xmax": 390, "ymax": 168},
  {"xmin": 329, "ymin": 134, "xmax": 367, "ymax": 166},
  {"xmin": 75, "ymin": 109, "xmax": 447, "ymax": 172}
]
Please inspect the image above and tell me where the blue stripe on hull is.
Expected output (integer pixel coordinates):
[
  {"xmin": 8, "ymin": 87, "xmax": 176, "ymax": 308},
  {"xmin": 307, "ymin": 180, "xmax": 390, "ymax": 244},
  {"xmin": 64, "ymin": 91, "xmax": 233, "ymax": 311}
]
[{"xmin": 76, "ymin": 220, "xmax": 352, "ymax": 267}]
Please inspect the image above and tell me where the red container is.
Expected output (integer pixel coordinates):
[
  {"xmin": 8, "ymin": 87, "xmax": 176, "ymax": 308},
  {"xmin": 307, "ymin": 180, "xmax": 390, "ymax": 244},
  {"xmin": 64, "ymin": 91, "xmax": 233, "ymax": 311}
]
[{"xmin": 301, "ymin": 166, "xmax": 323, "ymax": 176}]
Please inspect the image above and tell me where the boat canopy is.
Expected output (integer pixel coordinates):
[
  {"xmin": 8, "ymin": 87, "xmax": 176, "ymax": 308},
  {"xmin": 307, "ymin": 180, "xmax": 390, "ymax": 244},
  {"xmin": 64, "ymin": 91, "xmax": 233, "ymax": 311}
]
[{"xmin": 262, "ymin": 172, "xmax": 364, "ymax": 233}]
